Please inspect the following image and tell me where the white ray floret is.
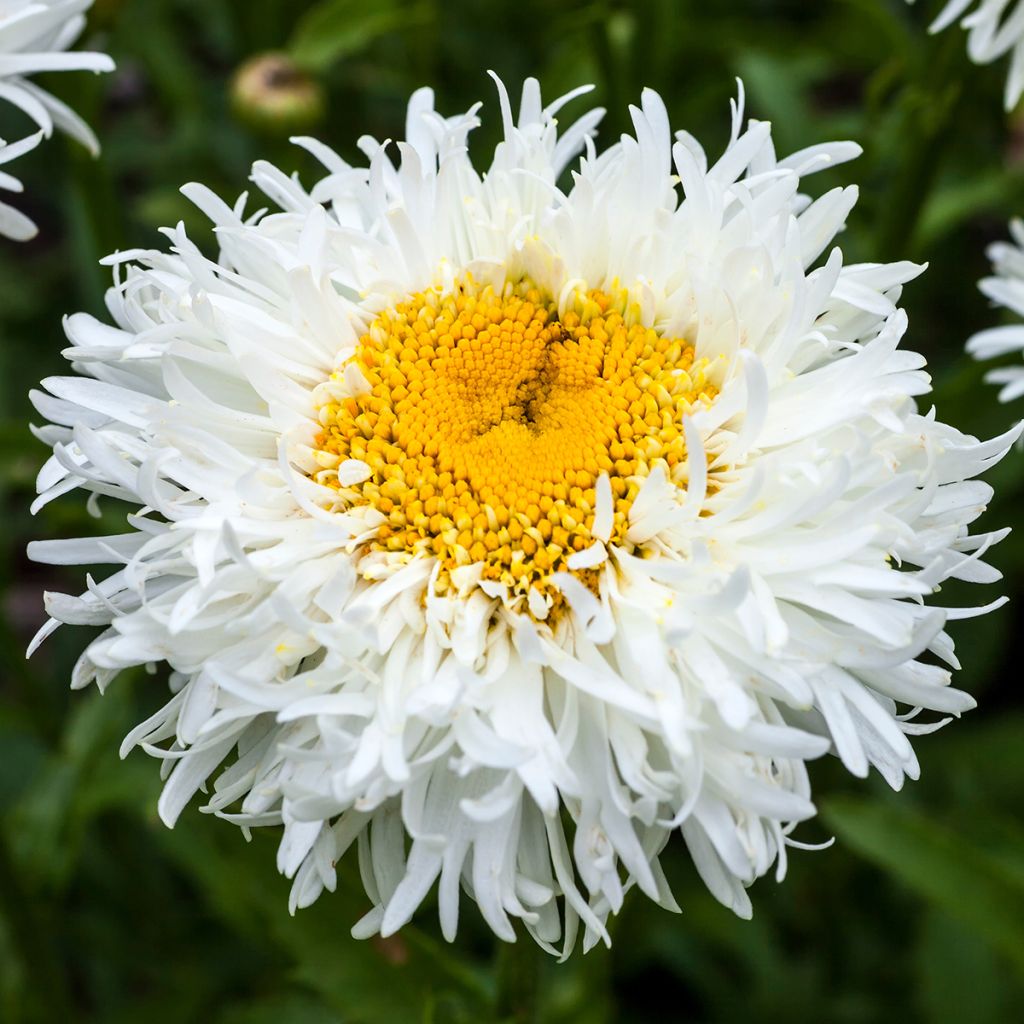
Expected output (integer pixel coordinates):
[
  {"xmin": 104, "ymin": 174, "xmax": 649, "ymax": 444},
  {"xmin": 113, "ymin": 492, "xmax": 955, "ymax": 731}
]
[
  {"xmin": 29, "ymin": 77, "xmax": 1018, "ymax": 955},
  {"xmin": 966, "ymin": 217, "xmax": 1024, "ymax": 402},
  {"xmin": 909, "ymin": 0, "xmax": 1024, "ymax": 109},
  {"xmin": 0, "ymin": 0, "xmax": 114, "ymax": 240}
]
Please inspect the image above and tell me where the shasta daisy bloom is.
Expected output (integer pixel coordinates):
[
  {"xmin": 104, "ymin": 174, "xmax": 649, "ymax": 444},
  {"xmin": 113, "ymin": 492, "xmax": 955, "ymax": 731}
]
[
  {"xmin": 0, "ymin": 0, "xmax": 114, "ymax": 240},
  {"xmin": 29, "ymin": 77, "xmax": 1017, "ymax": 954},
  {"xmin": 909, "ymin": 0, "xmax": 1024, "ymax": 109},
  {"xmin": 966, "ymin": 218, "xmax": 1024, "ymax": 401}
]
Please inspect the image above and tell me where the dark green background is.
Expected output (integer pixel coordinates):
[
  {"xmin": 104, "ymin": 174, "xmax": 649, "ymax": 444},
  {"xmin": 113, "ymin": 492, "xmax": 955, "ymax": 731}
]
[{"xmin": 2, "ymin": 1, "xmax": 1024, "ymax": 1021}]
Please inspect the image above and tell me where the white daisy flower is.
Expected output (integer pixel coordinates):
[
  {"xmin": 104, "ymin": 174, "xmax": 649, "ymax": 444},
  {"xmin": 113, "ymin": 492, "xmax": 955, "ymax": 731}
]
[
  {"xmin": 909, "ymin": 0, "xmax": 1024, "ymax": 109},
  {"xmin": 965, "ymin": 217, "xmax": 1024, "ymax": 400},
  {"xmin": 0, "ymin": 0, "xmax": 114, "ymax": 240},
  {"xmin": 28, "ymin": 77, "xmax": 1018, "ymax": 954}
]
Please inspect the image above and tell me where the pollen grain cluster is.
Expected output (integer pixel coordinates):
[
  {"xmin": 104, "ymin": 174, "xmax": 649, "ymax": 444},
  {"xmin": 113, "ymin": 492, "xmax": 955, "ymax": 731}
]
[{"xmin": 311, "ymin": 278, "xmax": 715, "ymax": 601}]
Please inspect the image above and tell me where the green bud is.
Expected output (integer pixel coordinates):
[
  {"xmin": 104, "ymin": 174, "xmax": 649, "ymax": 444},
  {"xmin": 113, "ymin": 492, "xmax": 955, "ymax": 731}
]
[{"xmin": 231, "ymin": 53, "xmax": 325, "ymax": 136}]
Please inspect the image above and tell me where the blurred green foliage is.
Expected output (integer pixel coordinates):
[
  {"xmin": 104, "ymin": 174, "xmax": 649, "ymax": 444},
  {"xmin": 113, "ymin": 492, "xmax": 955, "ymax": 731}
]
[{"xmin": 2, "ymin": 0, "xmax": 1024, "ymax": 1021}]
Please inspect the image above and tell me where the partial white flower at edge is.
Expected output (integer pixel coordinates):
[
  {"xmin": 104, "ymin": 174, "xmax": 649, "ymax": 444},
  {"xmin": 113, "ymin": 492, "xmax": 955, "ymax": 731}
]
[
  {"xmin": 0, "ymin": 0, "xmax": 114, "ymax": 240},
  {"xmin": 966, "ymin": 217, "xmax": 1024, "ymax": 400},
  {"xmin": 28, "ymin": 76, "xmax": 1020, "ymax": 955},
  {"xmin": 909, "ymin": 0, "xmax": 1024, "ymax": 109}
]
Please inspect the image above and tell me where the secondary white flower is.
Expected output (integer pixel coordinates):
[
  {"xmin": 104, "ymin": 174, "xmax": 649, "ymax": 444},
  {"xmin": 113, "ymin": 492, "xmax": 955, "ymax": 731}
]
[
  {"xmin": 29, "ymin": 77, "xmax": 1017, "ymax": 954},
  {"xmin": 965, "ymin": 218, "xmax": 1024, "ymax": 400},
  {"xmin": 0, "ymin": 0, "xmax": 114, "ymax": 240},
  {"xmin": 909, "ymin": 0, "xmax": 1024, "ymax": 109}
]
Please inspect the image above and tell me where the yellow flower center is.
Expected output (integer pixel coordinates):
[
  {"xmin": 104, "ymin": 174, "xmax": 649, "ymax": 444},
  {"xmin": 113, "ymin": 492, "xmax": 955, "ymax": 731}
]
[{"xmin": 311, "ymin": 278, "xmax": 716, "ymax": 603}]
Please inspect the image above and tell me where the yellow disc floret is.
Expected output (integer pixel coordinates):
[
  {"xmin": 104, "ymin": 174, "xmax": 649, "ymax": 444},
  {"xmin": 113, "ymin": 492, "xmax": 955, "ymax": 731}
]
[{"xmin": 311, "ymin": 277, "xmax": 716, "ymax": 602}]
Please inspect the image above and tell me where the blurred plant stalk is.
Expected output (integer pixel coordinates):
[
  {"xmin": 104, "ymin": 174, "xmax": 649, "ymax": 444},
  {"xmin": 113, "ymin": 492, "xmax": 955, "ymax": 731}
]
[{"xmin": 877, "ymin": 30, "xmax": 966, "ymax": 258}]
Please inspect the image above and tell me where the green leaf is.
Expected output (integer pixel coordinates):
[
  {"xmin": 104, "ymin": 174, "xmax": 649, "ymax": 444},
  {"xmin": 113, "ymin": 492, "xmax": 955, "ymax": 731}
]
[
  {"xmin": 5, "ymin": 685, "xmax": 157, "ymax": 890},
  {"xmin": 0, "ymin": 905, "xmax": 26, "ymax": 1024},
  {"xmin": 217, "ymin": 990, "xmax": 345, "ymax": 1024},
  {"xmin": 154, "ymin": 819, "xmax": 490, "ymax": 1023},
  {"xmin": 289, "ymin": 0, "xmax": 426, "ymax": 72},
  {"xmin": 822, "ymin": 798, "xmax": 1024, "ymax": 975},
  {"xmin": 915, "ymin": 909, "xmax": 1017, "ymax": 1024},
  {"xmin": 0, "ymin": 716, "xmax": 47, "ymax": 813},
  {"xmin": 918, "ymin": 170, "xmax": 1024, "ymax": 249}
]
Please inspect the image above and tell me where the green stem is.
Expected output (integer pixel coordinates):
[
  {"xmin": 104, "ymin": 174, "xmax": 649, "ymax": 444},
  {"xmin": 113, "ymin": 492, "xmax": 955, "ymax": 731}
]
[
  {"xmin": 0, "ymin": 834, "xmax": 73, "ymax": 1023},
  {"xmin": 591, "ymin": 1, "xmax": 630, "ymax": 138},
  {"xmin": 876, "ymin": 33, "xmax": 966, "ymax": 259},
  {"xmin": 495, "ymin": 935, "xmax": 543, "ymax": 1024}
]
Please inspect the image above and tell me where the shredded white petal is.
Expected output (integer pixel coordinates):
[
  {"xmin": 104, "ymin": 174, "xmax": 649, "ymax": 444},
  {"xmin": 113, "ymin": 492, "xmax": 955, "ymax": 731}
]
[
  {"xmin": 966, "ymin": 217, "xmax": 1024, "ymax": 403},
  {"xmin": 0, "ymin": 0, "xmax": 114, "ymax": 240},
  {"xmin": 909, "ymin": 0, "xmax": 1024, "ymax": 109}
]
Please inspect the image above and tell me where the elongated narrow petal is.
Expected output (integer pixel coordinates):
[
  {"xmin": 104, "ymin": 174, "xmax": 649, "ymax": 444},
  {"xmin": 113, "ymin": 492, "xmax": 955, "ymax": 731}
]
[
  {"xmin": 0, "ymin": 0, "xmax": 113, "ymax": 240},
  {"xmin": 909, "ymin": 0, "xmax": 1024, "ymax": 108},
  {"xmin": 966, "ymin": 217, "xmax": 1024, "ymax": 401}
]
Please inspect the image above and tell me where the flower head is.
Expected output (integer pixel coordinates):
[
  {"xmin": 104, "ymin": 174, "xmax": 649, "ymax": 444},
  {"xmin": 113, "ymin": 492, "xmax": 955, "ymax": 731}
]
[
  {"xmin": 0, "ymin": 0, "xmax": 114, "ymax": 240},
  {"xmin": 29, "ymin": 77, "xmax": 1017, "ymax": 954},
  {"xmin": 910, "ymin": 0, "xmax": 1024, "ymax": 109},
  {"xmin": 966, "ymin": 217, "xmax": 1024, "ymax": 400}
]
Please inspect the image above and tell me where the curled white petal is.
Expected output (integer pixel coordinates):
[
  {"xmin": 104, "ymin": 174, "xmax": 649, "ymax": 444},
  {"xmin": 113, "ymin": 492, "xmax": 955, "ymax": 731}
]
[
  {"xmin": 966, "ymin": 217, "xmax": 1024, "ymax": 403},
  {"xmin": 911, "ymin": 0, "xmax": 1024, "ymax": 108},
  {"xmin": 0, "ymin": 0, "xmax": 114, "ymax": 240}
]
